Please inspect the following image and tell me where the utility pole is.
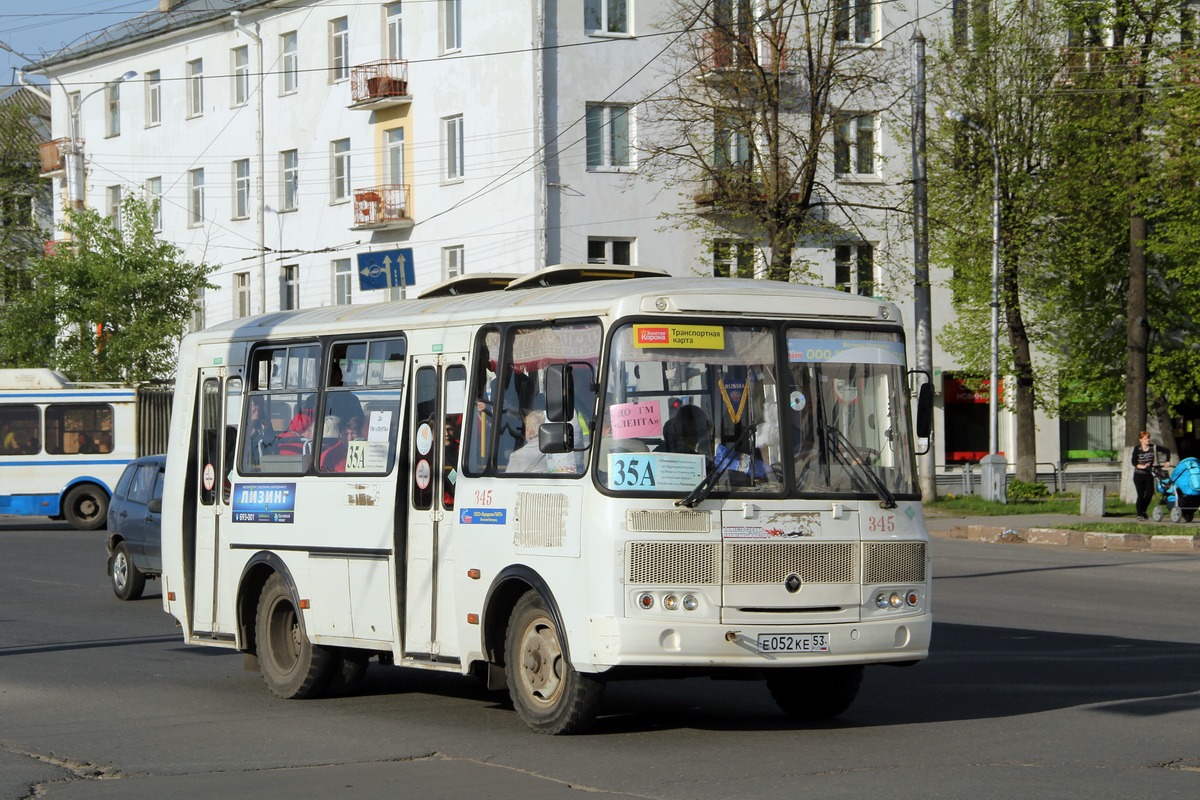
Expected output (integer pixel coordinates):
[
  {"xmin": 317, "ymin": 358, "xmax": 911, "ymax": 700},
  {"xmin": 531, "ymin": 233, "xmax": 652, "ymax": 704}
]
[{"xmin": 911, "ymin": 28, "xmax": 936, "ymax": 502}]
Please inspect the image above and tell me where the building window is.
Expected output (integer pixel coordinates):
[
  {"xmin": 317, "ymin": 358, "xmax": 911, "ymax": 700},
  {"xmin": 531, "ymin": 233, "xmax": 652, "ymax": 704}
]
[
  {"xmin": 443, "ymin": 245, "xmax": 464, "ymax": 278},
  {"xmin": 714, "ymin": 118, "xmax": 751, "ymax": 168},
  {"xmin": 443, "ymin": 115, "xmax": 464, "ymax": 181},
  {"xmin": 281, "ymin": 31, "xmax": 299, "ymax": 94},
  {"xmin": 235, "ymin": 271, "xmax": 251, "ymax": 318},
  {"xmin": 585, "ymin": 0, "xmax": 629, "ymax": 34},
  {"xmin": 281, "ymin": 149, "xmax": 299, "ymax": 211},
  {"xmin": 107, "ymin": 185, "xmax": 122, "ymax": 225},
  {"xmin": 835, "ymin": 0, "xmax": 876, "ymax": 45},
  {"xmin": 1060, "ymin": 405, "xmax": 1116, "ymax": 461},
  {"xmin": 385, "ymin": 127, "xmax": 405, "ymax": 185},
  {"xmin": 713, "ymin": 241, "xmax": 755, "ymax": 278},
  {"xmin": 442, "ymin": 0, "xmax": 462, "ymax": 52},
  {"xmin": 232, "ymin": 46, "xmax": 250, "ymax": 107},
  {"xmin": 330, "ymin": 17, "xmax": 349, "ymax": 81},
  {"xmin": 586, "ymin": 104, "xmax": 632, "ymax": 169},
  {"xmin": 188, "ymin": 168, "xmax": 205, "ymax": 227},
  {"xmin": 835, "ymin": 243, "xmax": 874, "ymax": 296},
  {"xmin": 233, "ymin": 159, "xmax": 251, "ymax": 219},
  {"xmin": 281, "ymin": 264, "xmax": 300, "ymax": 311},
  {"xmin": 834, "ymin": 114, "xmax": 876, "ymax": 176},
  {"xmin": 333, "ymin": 258, "xmax": 353, "ymax": 305},
  {"xmin": 105, "ymin": 83, "xmax": 120, "ymax": 137},
  {"xmin": 145, "ymin": 176, "xmax": 162, "ymax": 231},
  {"xmin": 186, "ymin": 59, "xmax": 203, "ymax": 117},
  {"xmin": 385, "ymin": 2, "xmax": 403, "ymax": 59},
  {"xmin": 331, "ymin": 139, "xmax": 351, "ymax": 202},
  {"xmin": 145, "ymin": 70, "xmax": 161, "ymax": 127},
  {"xmin": 587, "ymin": 238, "xmax": 633, "ymax": 265}
]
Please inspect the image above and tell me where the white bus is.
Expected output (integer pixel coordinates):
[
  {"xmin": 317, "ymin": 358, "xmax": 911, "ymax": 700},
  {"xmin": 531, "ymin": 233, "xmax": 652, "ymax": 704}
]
[
  {"xmin": 160, "ymin": 267, "xmax": 934, "ymax": 734},
  {"xmin": 0, "ymin": 369, "xmax": 172, "ymax": 530}
]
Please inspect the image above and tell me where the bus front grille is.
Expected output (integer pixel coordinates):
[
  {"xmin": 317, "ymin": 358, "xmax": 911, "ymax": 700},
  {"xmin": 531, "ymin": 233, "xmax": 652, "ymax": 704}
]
[
  {"xmin": 863, "ymin": 541, "xmax": 926, "ymax": 583},
  {"xmin": 627, "ymin": 541, "xmax": 721, "ymax": 585},
  {"xmin": 724, "ymin": 541, "xmax": 858, "ymax": 584}
]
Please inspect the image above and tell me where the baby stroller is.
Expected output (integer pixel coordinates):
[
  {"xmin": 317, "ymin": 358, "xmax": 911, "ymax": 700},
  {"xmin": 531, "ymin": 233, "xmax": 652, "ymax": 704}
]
[{"xmin": 1152, "ymin": 457, "xmax": 1200, "ymax": 523}]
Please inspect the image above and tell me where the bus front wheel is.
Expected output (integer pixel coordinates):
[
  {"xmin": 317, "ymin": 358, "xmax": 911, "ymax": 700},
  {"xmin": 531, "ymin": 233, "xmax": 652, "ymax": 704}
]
[
  {"xmin": 766, "ymin": 665, "xmax": 864, "ymax": 720},
  {"xmin": 63, "ymin": 484, "xmax": 108, "ymax": 531},
  {"xmin": 255, "ymin": 573, "xmax": 334, "ymax": 699},
  {"xmin": 504, "ymin": 591, "xmax": 604, "ymax": 735}
]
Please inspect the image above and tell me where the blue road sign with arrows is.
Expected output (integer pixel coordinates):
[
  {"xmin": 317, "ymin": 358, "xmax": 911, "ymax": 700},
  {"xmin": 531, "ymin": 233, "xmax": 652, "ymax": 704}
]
[{"xmin": 357, "ymin": 248, "xmax": 415, "ymax": 292}]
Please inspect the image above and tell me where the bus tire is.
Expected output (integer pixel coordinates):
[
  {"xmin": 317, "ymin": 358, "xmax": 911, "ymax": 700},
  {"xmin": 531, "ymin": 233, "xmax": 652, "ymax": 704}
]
[
  {"xmin": 109, "ymin": 541, "xmax": 145, "ymax": 601},
  {"xmin": 766, "ymin": 665, "xmax": 864, "ymax": 721},
  {"xmin": 63, "ymin": 484, "xmax": 108, "ymax": 531},
  {"xmin": 504, "ymin": 591, "xmax": 604, "ymax": 734},
  {"xmin": 255, "ymin": 573, "xmax": 334, "ymax": 699}
]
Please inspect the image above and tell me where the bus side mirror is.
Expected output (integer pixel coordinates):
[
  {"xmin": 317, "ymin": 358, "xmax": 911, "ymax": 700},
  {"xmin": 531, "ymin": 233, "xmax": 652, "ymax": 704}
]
[
  {"xmin": 915, "ymin": 383, "xmax": 933, "ymax": 439},
  {"xmin": 538, "ymin": 422, "xmax": 574, "ymax": 454},
  {"xmin": 544, "ymin": 364, "xmax": 575, "ymax": 424}
]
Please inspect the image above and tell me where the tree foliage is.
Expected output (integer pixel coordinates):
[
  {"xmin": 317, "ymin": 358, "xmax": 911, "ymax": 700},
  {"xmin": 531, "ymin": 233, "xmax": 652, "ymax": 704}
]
[
  {"xmin": 0, "ymin": 100, "xmax": 48, "ymax": 306},
  {"xmin": 642, "ymin": 0, "xmax": 908, "ymax": 281},
  {"xmin": 0, "ymin": 195, "xmax": 215, "ymax": 383}
]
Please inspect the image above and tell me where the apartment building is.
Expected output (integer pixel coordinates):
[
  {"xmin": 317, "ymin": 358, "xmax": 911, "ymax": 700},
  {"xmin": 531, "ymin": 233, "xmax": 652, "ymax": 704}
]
[{"xmin": 29, "ymin": 0, "xmax": 1107, "ymax": 478}]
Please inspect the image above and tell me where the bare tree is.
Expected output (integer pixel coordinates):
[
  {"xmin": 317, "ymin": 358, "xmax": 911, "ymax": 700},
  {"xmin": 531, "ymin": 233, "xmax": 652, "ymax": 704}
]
[{"xmin": 641, "ymin": 0, "xmax": 909, "ymax": 281}]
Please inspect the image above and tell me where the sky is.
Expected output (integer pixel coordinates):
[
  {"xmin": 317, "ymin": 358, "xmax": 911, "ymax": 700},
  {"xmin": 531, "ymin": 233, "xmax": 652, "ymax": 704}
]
[{"xmin": 1, "ymin": 0, "xmax": 158, "ymax": 88}]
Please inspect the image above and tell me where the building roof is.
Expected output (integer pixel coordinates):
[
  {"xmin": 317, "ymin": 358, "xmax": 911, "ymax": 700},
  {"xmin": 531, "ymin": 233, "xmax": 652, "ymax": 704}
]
[
  {"xmin": 34, "ymin": 0, "xmax": 275, "ymax": 70},
  {"xmin": 0, "ymin": 84, "xmax": 51, "ymax": 140}
]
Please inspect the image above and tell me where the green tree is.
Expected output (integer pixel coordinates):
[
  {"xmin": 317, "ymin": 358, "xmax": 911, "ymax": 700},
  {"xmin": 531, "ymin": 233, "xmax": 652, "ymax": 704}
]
[
  {"xmin": 928, "ymin": 0, "xmax": 1067, "ymax": 482},
  {"xmin": 0, "ymin": 100, "xmax": 48, "ymax": 306},
  {"xmin": 0, "ymin": 195, "xmax": 215, "ymax": 382}
]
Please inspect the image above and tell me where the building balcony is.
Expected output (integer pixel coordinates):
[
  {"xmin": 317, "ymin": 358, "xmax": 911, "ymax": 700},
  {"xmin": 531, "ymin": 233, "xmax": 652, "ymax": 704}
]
[
  {"xmin": 700, "ymin": 31, "xmax": 788, "ymax": 74},
  {"xmin": 349, "ymin": 60, "xmax": 411, "ymax": 110},
  {"xmin": 352, "ymin": 185, "xmax": 413, "ymax": 230},
  {"xmin": 38, "ymin": 138, "xmax": 70, "ymax": 177}
]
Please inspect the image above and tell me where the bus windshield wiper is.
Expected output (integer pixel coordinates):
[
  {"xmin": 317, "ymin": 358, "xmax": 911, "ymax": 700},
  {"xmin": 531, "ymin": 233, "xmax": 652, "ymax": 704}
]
[
  {"xmin": 676, "ymin": 425, "xmax": 754, "ymax": 509},
  {"xmin": 826, "ymin": 427, "xmax": 896, "ymax": 509}
]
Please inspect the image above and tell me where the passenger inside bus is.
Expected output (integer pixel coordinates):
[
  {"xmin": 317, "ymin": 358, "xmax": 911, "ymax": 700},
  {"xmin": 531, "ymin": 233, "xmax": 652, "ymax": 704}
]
[
  {"xmin": 506, "ymin": 410, "xmax": 548, "ymax": 473},
  {"xmin": 320, "ymin": 413, "xmax": 364, "ymax": 473}
]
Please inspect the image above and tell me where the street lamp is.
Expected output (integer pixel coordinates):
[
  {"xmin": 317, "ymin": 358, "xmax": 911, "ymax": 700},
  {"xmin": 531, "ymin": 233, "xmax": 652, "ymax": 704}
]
[
  {"xmin": 944, "ymin": 108, "xmax": 1006, "ymax": 502},
  {"xmin": 0, "ymin": 41, "xmax": 134, "ymax": 210}
]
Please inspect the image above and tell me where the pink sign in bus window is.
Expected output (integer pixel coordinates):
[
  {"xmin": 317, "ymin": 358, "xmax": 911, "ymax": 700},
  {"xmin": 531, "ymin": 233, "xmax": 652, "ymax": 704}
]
[{"xmin": 609, "ymin": 402, "xmax": 661, "ymax": 440}]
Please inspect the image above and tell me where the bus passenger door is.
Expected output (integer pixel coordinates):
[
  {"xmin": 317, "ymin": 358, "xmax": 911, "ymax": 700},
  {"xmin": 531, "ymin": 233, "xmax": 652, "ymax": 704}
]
[
  {"xmin": 403, "ymin": 355, "xmax": 467, "ymax": 660},
  {"xmin": 190, "ymin": 369, "xmax": 240, "ymax": 638}
]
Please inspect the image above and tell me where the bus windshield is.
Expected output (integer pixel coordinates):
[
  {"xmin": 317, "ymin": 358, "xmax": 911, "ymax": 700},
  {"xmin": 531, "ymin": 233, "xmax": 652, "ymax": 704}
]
[{"xmin": 596, "ymin": 322, "xmax": 918, "ymax": 502}]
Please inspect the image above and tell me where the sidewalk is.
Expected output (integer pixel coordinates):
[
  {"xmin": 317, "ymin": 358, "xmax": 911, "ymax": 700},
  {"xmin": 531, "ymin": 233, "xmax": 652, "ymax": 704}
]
[{"xmin": 924, "ymin": 509, "xmax": 1200, "ymax": 553}]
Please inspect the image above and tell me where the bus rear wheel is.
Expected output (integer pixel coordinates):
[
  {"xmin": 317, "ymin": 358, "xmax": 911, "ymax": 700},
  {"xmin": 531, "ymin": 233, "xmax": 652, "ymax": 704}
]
[
  {"xmin": 255, "ymin": 573, "xmax": 334, "ymax": 699},
  {"xmin": 63, "ymin": 484, "xmax": 108, "ymax": 531},
  {"xmin": 766, "ymin": 665, "xmax": 864, "ymax": 721},
  {"xmin": 504, "ymin": 591, "xmax": 604, "ymax": 734}
]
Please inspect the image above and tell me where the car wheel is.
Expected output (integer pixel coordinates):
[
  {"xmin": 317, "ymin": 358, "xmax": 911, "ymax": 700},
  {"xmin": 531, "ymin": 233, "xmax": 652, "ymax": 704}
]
[
  {"xmin": 504, "ymin": 591, "xmax": 604, "ymax": 734},
  {"xmin": 63, "ymin": 484, "xmax": 108, "ymax": 531},
  {"xmin": 109, "ymin": 542, "xmax": 145, "ymax": 601},
  {"xmin": 255, "ymin": 572, "xmax": 334, "ymax": 699},
  {"xmin": 766, "ymin": 665, "xmax": 864, "ymax": 721}
]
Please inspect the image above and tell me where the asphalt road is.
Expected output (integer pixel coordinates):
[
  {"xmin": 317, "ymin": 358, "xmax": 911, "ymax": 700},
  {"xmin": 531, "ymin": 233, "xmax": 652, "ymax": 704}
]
[{"xmin": 2, "ymin": 516, "xmax": 1198, "ymax": 799}]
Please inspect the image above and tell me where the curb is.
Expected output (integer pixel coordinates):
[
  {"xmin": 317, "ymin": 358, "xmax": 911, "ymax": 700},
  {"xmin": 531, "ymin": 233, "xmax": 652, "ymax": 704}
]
[{"xmin": 933, "ymin": 524, "xmax": 1200, "ymax": 553}]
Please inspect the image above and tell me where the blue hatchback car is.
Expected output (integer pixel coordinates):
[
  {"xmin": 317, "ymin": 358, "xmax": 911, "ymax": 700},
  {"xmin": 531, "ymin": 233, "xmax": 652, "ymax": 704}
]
[{"xmin": 106, "ymin": 454, "xmax": 165, "ymax": 601}]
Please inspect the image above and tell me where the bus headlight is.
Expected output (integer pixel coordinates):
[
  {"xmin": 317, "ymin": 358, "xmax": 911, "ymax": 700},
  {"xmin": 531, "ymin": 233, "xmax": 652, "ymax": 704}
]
[
  {"xmin": 663, "ymin": 594, "xmax": 680, "ymax": 611},
  {"xmin": 682, "ymin": 594, "xmax": 699, "ymax": 611},
  {"xmin": 889, "ymin": 592, "xmax": 903, "ymax": 608},
  {"xmin": 637, "ymin": 592, "xmax": 654, "ymax": 610},
  {"xmin": 876, "ymin": 592, "xmax": 889, "ymax": 609}
]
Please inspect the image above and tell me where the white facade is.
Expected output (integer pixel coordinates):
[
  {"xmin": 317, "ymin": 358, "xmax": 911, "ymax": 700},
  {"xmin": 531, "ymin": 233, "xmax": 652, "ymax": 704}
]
[{"xmin": 34, "ymin": 0, "xmax": 1096, "ymax": 476}]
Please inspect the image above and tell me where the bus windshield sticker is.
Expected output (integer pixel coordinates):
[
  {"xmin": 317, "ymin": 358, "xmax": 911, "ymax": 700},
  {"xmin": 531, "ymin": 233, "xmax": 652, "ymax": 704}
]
[
  {"xmin": 609, "ymin": 401, "xmax": 661, "ymax": 439},
  {"xmin": 415, "ymin": 422, "xmax": 433, "ymax": 455},
  {"xmin": 787, "ymin": 338, "xmax": 905, "ymax": 365},
  {"xmin": 633, "ymin": 324, "xmax": 725, "ymax": 350},
  {"xmin": 607, "ymin": 452, "xmax": 705, "ymax": 492},
  {"xmin": 459, "ymin": 507, "xmax": 507, "ymax": 525},
  {"xmin": 346, "ymin": 440, "xmax": 388, "ymax": 472},
  {"xmin": 232, "ymin": 482, "xmax": 296, "ymax": 523},
  {"xmin": 367, "ymin": 410, "xmax": 392, "ymax": 442}
]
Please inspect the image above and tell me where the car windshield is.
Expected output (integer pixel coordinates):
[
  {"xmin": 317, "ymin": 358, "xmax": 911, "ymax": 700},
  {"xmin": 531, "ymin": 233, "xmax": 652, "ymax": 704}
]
[{"xmin": 595, "ymin": 322, "xmax": 918, "ymax": 501}]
